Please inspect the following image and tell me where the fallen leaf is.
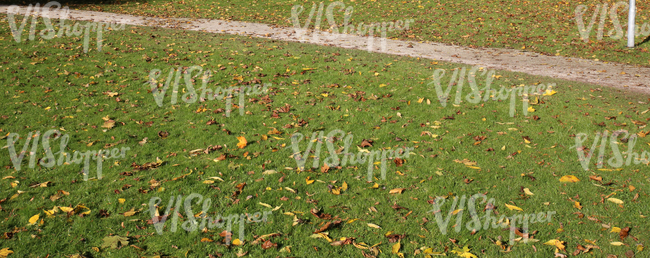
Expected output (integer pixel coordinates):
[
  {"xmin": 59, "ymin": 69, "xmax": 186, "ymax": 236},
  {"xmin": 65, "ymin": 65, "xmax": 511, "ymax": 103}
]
[
  {"xmin": 389, "ymin": 188, "xmax": 406, "ymax": 194},
  {"xmin": 0, "ymin": 248, "xmax": 13, "ymax": 257},
  {"xmin": 523, "ymin": 188, "xmax": 534, "ymax": 195},
  {"xmin": 607, "ymin": 198, "xmax": 624, "ymax": 204},
  {"xmin": 101, "ymin": 235, "xmax": 129, "ymax": 249},
  {"xmin": 391, "ymin": 242, "xmax": 401, "ymax": 254},
  {"xmin": 28, "ymin": 214, "xmax": 39, "ymax": 225},
  {"xmin": 367, "ymin": 223, "xmax": 381, "ymax": 229},
  {"xmin": 505, "ymin": 204, "xmax": 523, "ymax": 211},
  {"xmin": 559, "ymin": 175, "xmax": 580, "ymax": 183}
]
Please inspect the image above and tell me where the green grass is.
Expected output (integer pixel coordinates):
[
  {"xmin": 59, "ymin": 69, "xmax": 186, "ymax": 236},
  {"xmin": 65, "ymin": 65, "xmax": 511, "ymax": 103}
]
[
  {"xmin": 58, "ymin": 0, "xmax": 650, "ymax": 67},
  {"xmin": 1, "ymin": 14, "xmax": 649, "ymax": 257}
]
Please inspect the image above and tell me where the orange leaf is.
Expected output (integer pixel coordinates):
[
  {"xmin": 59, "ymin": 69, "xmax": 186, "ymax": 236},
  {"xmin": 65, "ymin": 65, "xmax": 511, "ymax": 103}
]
[{"xmin": 237, "ymin": 136, "xmax": 247, "ymax": 149}]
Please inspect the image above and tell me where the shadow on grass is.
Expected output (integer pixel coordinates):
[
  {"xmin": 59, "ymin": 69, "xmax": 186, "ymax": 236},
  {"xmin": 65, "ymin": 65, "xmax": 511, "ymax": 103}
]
[{"xmin": 637, "ymin": 35, "xmax": 650, "ymax": 47}]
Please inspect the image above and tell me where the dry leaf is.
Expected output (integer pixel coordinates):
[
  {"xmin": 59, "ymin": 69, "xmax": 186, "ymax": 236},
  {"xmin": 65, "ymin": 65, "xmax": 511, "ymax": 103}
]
[
  {"xmin": 236, "ymin": 136, "xmax": 248, "ymax": 149},
  {"xmin": 389, "ymin": 188, "xmax": 406, "ymax": 194},
  {"xmin": 102, "ymin": 120, "xmax": 116, "ymax": 129},
  {"xmin": 392, "ymin": 242, "xmax": 401, "ymax": 254},
  {"xmin": 559, "ymin": 175, "xmax": 580, "ymax": 183},
  {"xmin": 607, "ymin": 198, "xmax": 624, "ymax": 204},
  {"xmin": 0, "ymin": 248, "xmax": 13, "ymax": 257},
  {"xmin": 523, "ymin": 188, "xmax": 534, "ymax": 195},
  {"xmin": 28, "ymin": 214, "xmax": 39, "ymax": 225},
  {"xmin": 122, "ymin": 208, "xmax": 137, "ymax": 217},
  {"xmin": 505, "ymin": 204, "xmax": 523, "ymax": 211},
  {"xmin": 367, "ymin": 223, "xmax": 381, "ymax": 229}
]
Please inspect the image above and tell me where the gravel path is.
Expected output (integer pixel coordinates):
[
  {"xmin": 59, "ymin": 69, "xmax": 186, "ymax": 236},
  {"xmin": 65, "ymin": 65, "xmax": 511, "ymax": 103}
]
[{"xmin": 3, "ymin": 5, "xmax": 649, "ymax": 94}]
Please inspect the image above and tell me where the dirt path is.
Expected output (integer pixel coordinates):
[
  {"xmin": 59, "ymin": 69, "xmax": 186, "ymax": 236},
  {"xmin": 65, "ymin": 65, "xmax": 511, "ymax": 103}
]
[{"xmin": 3, "ymin": 5, "xmax": 650, "ymax": 94}]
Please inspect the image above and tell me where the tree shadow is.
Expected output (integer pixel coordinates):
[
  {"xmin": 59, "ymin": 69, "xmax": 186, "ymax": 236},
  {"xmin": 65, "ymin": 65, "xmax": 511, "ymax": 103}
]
[{"xmin": 636, "ymin": 34, "xmax": 650, "ymax": 47}]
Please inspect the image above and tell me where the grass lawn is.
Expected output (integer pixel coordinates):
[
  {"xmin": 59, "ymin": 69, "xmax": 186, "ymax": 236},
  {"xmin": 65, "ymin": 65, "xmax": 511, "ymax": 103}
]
[
  {"xmin": 1, "ymin": 13, "xmax": 650, "ymax": 257},
  {"xmin": 57, "ymin": 0, "xmax": 650, "ymax": 67}
]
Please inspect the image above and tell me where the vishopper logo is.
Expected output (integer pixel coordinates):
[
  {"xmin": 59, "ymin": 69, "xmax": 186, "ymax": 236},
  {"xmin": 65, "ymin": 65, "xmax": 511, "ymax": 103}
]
[
  {"xmin": 429, "ymin": 66, "xmax": 556, "ymax": 117},
  {"xmin": 290, "ymin": 129, "xmax": 413, "ymax": 181},
  {"xmin": 6, "ymin": 1, "xmax": 127, "ymax": 53},
  {"xmin": 429, "ymin": 193, "xmax": 556, "ymax": 245},
  {"xmin": 148, "ymin": 193, "xmax": 272, "ymax": 245},
  {"xmin": 290, "ymin": 1, "xmax": 414, "ymax": 52},
  {"xmin": 4, "ymin": 130, "xmax": 131, "ymax": 181},
  {"xmin": 573, "ymin": 130, "xmax": 650, "ymax": 170},
  {"xmin": 575, "ymin": 1, "xmax": 650, "ymax": 42},
  {"xmin": 146, "ymin": 66, "xmax": 270, "ymax": 117}
]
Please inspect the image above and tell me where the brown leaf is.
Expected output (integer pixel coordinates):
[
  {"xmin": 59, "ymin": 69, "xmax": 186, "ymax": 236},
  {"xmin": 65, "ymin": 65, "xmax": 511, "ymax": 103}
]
[
  {"xmin": 360, "ymin": 139, "xmax": 373, "ymax": 148},
  {"xmin": 314, "ymin": 221, "xmax": 340, "ymax": 234},
  {"xmin": 394, "ymin": 158, "xmax": 404, "ymax": 167},
  {"xmin": 261, "ymin": 240, "xmax": 277, "ymax": 250},
  {"xmin": 620, "ymin": 227, "xmax": 630, "ymax": 240},
  {"xmin": 158, "ymin": 131, "xmax": 169, "ymax": 139},
  {"xmin": 391, "ymin": 203, "xmax": 408, "ymax": 211},
  {"xmin": 385, "ymin": 233, "xmax": 406, "ymax": 243},
  {"xmin": 321, "ymin": 163, "xmax": 330, "ymax": 173}
]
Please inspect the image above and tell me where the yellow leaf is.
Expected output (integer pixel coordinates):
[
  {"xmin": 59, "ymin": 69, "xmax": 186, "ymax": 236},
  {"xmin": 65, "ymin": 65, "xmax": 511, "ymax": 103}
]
[
  {"xmin": 611, "ymin": 227, "xmax": 621, "ymax": 233},
  {"xmin": 523, "ymin": 188, "xmax": 534, "ymax": 195},
  {"xmin": 310, "ymin": 233, "xmax": 332, "ymax": 242},
  {"xmin": 306, "ymin": 177, "xmax": 315, "ymax": 184},
  {"xmin": 203, "ymin": 180, "xmax": 215, "ymax": 184},
  {"xmin": 452, "ymin": 209, "xmax": 463, "ymax": 215},
  {"xmin": 123, "ymin": 208, "xmax": 137, "ymax": 217},
  {"xmin": 543, "ymin": 239, "xmax": 566, "ymax": 251},
  {"xmin": 236, "ymin": 136, "xmax": 247, "ymax": 149},
  {"xmin": 466, "ymin": 166, "xmax": 481, "ymax": 170},
  {"xmin": 44, "ymin": 207, "xmax": 58, "ymax": 217},
  {"xmin": 610, "ymin": 242, "xmax": 625, "ymax": 246},
  {"xmin": 543, "ymin": 89, "xmax": 557, "ymax": 96},
  {"xmin": 367, "ymin": 223, "xmax": 381, "ymax": 229},
  {"xmin": 258, "ymin": 202, "xmax": 272, "ymax": 208},
  {"xmin": 370, "ymin": 183, "xmax": 379, "ymax": 189},
  {"xmin": 0, "ymin": 248, "xmax": 13, "ymax": 257},
  {"xmin": 607, "ymin": 198, "xmax": 624, "ymax": 204},
  {"xmin": 208, "ymin": 176, "xmax": 224, "ymax": 181},
  {"xmin": 391, "ymin": 242, "xmax": 401, "ymax": 254},
  {"xmin": 347, "ymin": 218, "xmax": 359, "ymax": 224},
  {"xmin": 118, "ymin": 198, "xmax": 126, "ymax": 204},
  {"xmin": 389, "ymin": 188, "xmax": 406, "ymax": 194},
  {"xmin": 505, "ymin": 204, "xmax": 523, "ymax": 211},
  {"xmin": 574, "ymin": 201, "xmax": 582, "ymax": 210},
  {"xmin": 527, "ymin": 106, "xmax": 536, "ymax": 112},
  {"xmin": 331, "ymin": 188, "xmax": 341, "ymax": 195},
  {"xmin": 352, "ymin": 242, "xmax": 369, "ymax": 250},
  {"xmin": 342, "ymin": 182, "xmax": 348, "ymax": 191},
  {"xmin": 60, "ymin": 207, "xmax": 74, "ymax": 213},
  {"xmin": 559, "ymin": 175, "xmax": 580, "ymax": 183},
  {"xmin": 28, "ymin": 214, "xmax": 39, "ymax": 225},
  {"xmin": 201, "ymin": 238, "xmax": 214, "ymax": 242}
]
